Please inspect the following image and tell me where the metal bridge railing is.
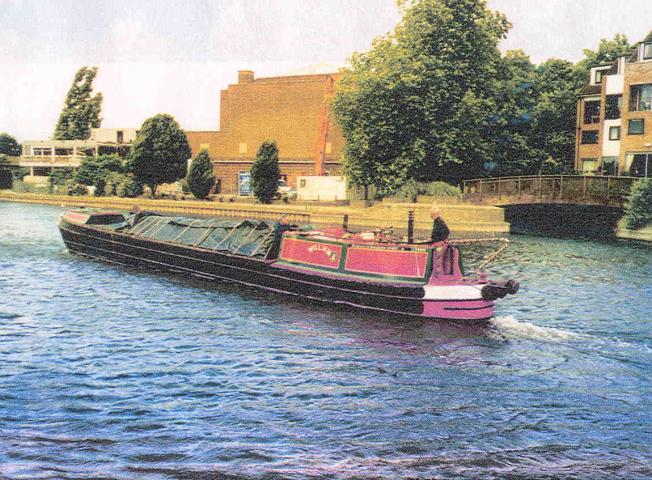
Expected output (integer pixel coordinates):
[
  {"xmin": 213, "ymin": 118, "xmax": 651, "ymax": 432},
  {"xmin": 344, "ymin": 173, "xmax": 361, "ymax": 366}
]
[{"xmin": 463, "ymin": 175, "xmax": 640, "ymax": 207}]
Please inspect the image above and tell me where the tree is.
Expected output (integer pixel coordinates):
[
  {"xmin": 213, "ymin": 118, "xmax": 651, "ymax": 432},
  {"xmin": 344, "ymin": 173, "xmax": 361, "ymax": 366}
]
[
  {"xmin": 251, "ymin": 141, "xmax": 280, "ymax": 203},
  {"xmin": 53, "ymin": 66, "xmax": 103, "ymax": 140},
  {"xmin": 75, "ymin": 155, "xmax": 125, "ymax": 195},
  {"xmin": 0, "ymin": 133, "xmax": 21, "ymax": 156},
  {"xmin": 187, "ymin": 149, "xmax": 215, "ymax": 199},
  {"xmin": 129, "ymin": 114, "xmax": 191, "ymax": 196},
  {"xmin": 333, "ymin": 0, "xmax": 510, "ymax": 194},
  {"xmin": 577, "ymin": 33, "xmax": 633, "ymax": 74},
  {"xmin": 623, "ymin": 179, "xmax": 652, "ymax": 230}
]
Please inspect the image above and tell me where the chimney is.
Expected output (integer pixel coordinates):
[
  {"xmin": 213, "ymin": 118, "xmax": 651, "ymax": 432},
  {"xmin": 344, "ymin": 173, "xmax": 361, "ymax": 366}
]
[{"xmin": 238, "ymin": 70, "xmax": 254, "ymax": 83}]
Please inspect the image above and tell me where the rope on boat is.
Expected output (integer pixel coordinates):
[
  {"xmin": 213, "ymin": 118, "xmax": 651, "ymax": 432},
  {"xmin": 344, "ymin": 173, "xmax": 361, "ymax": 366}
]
[{"xmin": 447, "ymin": 237, "xmax": 510, "ymax": 273}]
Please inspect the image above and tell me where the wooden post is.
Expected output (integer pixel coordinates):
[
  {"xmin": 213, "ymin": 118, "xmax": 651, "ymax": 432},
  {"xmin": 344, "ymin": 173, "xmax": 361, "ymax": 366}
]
[
  {"xmin": 497, "ymin": 179, "xmax": 501, "ymax": 198},
  {"xmin": 407, "ymin": 210, "xmax": 414, "ymax": 244},
  {"xmin": 559, "ymin": 176, "xmax": 564, "ymax": 200},
  {"xmin": 517, "ymin": 177, "xmax": 522, "ymax": 198},
  {"xmin": 582, "ymin": 176, "xmax": 587, "ymax": 199},
  {"xmin": 478, "ymin": 180, "xmax": 483, "ymax": 198},
  {"xmin": 607, "ymin": 177, "xmax": 611, "ymax": 199},
  {"xmin": 342, "ymin": 214, "xmax": 349, "ymax": 232}
]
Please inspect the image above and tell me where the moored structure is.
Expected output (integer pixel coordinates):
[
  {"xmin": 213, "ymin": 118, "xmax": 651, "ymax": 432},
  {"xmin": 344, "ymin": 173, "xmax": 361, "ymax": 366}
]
[
  {"xmin": 186, "ymin": 70, "xmax": 344, "ymax": 195},
  {"xmin": 575, "ymin": 31, "xmax": 652, "ymax": 177}
]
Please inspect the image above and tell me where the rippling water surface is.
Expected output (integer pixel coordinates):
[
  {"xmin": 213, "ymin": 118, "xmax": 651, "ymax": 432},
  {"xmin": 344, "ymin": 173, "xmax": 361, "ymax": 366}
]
[{"xmin": 1, "ymin": 202, "xmax": 650, "ymax": 479}]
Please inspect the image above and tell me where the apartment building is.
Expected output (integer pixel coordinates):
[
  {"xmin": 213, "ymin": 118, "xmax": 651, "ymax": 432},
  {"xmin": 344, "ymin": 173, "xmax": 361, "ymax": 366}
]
[
  {"xmin": 186, "ymin": 70, "xmax": 344, "ymax": 195},
  {"xmin": 575, "ymin": 31, "xmax": 652, "ymax": 177}
]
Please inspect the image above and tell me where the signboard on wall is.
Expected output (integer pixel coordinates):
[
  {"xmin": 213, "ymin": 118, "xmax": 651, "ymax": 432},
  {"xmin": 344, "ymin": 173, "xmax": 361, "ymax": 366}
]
[{"xmin": 238, "ymin": 172, "xmax": 252, "ymax": 196}]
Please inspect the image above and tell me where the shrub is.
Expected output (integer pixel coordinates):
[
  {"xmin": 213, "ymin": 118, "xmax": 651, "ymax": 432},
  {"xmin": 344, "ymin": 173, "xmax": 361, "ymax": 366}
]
[
  {"xmin": 116, "ymin": 175, "xmax": 142, "ymax": 198},
  {"xmin": 63, "ymin": 179, "xmax": 87, "ymax": 196},
  {"xmin": 389, "ymin": 180, "xmax": 462, "ymax": 202},
  {"xmin": 187, "ymin": 149, "xmax": 215, "ymax": 199},
  {"xmin": 251, "ymin": 141, "xmax": 280, "ymax": 204},
  {"xmin": 623, "ymin": 179, "xmax": 652, "ymax": 229},
  {"xmin": 75, "ymin": 155, "xmax": 126, "ymax": 195},
  {"xmin": 48, "ymin": 168, "xmax": 75, "ymax": 193}
]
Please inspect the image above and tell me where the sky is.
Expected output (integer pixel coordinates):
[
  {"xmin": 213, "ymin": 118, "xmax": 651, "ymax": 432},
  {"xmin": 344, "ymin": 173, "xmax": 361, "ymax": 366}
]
[{"xmin": 1, "ymin": 0, "xmax": 650, "ymax": 141}]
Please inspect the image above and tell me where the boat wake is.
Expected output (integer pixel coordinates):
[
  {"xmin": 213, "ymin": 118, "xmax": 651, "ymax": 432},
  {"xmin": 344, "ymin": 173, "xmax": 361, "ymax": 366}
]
[{"xmin": 488, "ymin": 315, "xmax": 580, "ymax": 342}]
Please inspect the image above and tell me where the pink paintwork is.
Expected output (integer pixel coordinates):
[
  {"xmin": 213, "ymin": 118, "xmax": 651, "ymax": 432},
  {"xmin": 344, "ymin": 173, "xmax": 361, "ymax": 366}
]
[
  {"xmin": 422, "ymin": 299, "xmax": 494, "ymax": 321},
  {"xmin": 280, "ymin": 237, "xmax": 342, "ymax": 269},
  {"xmin": 344, "ymin": 247, "xmax": 429, "ymax": 278}
]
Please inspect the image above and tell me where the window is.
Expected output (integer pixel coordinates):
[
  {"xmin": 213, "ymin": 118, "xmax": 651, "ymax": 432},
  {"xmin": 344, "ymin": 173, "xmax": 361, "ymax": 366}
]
[
  {"xmin": 581, "ymin": 158, "xmax": 597, "ymax": 173},
  {"xmin": 601, "ymin": 157, "xmax": 618, "ymax": 175},
  {"xmin": 629, "ymin": 84, "xmax": 652, "ymax": 111},
  {"xmin": 626, "ymin": 153, "xmax": 652, "ymax": 177},
  {"xmin": 643, "ymin": 42, "xmax": 652, "ymax": 60},
  {"xmin": 605, "ymin": 95, "xmax": 622, "ymax": 119},
  {"xmin": 594, "ymin": 70, "xmax": 604, "ymax": 84},
  {"xmin": 628, "ymin": 119, "xmax": 644, "ymax": 135},
  {"xmin": 608, "ymin": 126, "xmax": 621, "ymax": 141},
  {"xmin": 54, "ymin": 148, "xmax": 74, "ymax": 156},
  {"xmin": 116, "ymin": 130, "xmax": 124, "ymax": 143},
  {"xmin": 299, "ymin": 179, "xmax": 307, "ymax": 188},
  {"xmin": 583, "ymin": 101, "xmax": 600, "ymax": 124},
  {"xmin": 32, "ymin": 147, "xmax": 52, "ymax": 156},
  {"xmin": 581, "ymin": 130, "xmax": 599, "ymax": 144}
]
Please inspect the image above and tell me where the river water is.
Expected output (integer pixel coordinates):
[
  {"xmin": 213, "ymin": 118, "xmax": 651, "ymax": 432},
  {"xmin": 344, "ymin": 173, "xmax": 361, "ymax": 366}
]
[{"xmin": 0, "ymin": 201, "xmax": 650, "ymax": 479}]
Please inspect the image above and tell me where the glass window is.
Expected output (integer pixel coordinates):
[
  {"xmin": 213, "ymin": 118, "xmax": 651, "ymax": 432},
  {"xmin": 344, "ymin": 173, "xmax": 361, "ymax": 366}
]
[
  {"xmin": 628, "ymin": 119, "xmax": 644, "ymax": 135},
  {"xmin": 601, "ymin": 157, "xmax": 618, "ymax": 175},
  {"xmin": 581, "ymin": 130, "xmax": 599, "ymax": 144},
  {"xmin": 608, "ymin": 126, "xmax": 621, "ymax": 140},
  {"xmin": 643, "ymin": 42, "xmax": 652, "ymax": 60},
  {"xmin": 583, "ymin": 100, "xmax": 601, "ymax": 124},
  {"xmin": 581, "ymin": 158, "xmax": 597, "ymax": 173},
  {"xmin": 629, "ymin": 84, "xmax": 652, "ymax": 111},
  {"xmin": 32, "ymin": 147, "xmax": 52, "ymax": 156},
  {"xmin": 628, "ymin": 153, "xmax": 652, "ymax": 177},
  {"xmin": 594, "ymin": 70, "xmax": 604, "ymax": 84},
  {"xmin": 605, "ymin": 95, "xmax": 622, "ymax": 119}
]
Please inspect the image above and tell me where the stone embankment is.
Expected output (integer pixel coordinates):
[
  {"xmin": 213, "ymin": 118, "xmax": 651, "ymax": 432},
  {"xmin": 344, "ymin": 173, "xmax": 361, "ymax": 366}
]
[{"xmin": 0, "ymin": 191, "xmax": 510, "ymax": 237}]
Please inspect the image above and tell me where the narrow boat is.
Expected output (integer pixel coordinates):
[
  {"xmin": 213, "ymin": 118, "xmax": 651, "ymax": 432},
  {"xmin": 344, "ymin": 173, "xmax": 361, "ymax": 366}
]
[{"xmin": 58, "ymin": 209, "xmax": 519, "ymax": 322}]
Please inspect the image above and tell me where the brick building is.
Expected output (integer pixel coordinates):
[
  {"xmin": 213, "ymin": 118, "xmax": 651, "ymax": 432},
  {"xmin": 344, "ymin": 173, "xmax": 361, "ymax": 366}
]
[
  {"xmin": 186, "ymin": 70, "xmax": 344, "ymax": 195},
  {"xmin": 575, "ymin": 31, "xmax": 652, "ymax": 177}
]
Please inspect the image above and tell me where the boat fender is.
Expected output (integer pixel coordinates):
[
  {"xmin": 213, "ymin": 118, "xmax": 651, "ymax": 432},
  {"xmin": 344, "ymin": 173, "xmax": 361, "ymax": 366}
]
[{"xmin": 506, "ymin": 279, "xmax": 520, "ymax": 295}]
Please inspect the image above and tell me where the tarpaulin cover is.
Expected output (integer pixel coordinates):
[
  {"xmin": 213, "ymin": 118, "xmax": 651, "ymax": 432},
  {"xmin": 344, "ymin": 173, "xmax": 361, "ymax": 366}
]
[{"xmin": 121, "ymin": 214, "xmax": 276, "ymax": 258}]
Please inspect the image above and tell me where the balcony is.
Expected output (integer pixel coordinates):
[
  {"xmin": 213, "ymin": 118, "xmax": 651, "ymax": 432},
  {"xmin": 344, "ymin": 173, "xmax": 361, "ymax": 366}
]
[{"xmin": 19, "ymin": 155, "xmax": 85, "ymax": 168}]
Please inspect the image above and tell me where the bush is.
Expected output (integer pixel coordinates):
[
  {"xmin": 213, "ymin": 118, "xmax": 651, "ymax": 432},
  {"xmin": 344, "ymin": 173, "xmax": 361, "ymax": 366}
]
[
  {"xmin": 104, "ymin": 172, "xmax": 142, "ymax": 197},
  {"xmin": 187, "ymin": 149, "xmax": 215, "ymax": 199},
  {"xmin": 623, "ymin": 179, "xmax": 652, "ymax": 229},
  {"xmin": 251, "ymin": 141, "xmax": 280, "ymax": 204},
  {"xmin": 48, "ymin": 168, "xmax": 75, "ymax": 193},
  {"xmin": 389, "ymin": 180, "xmax": 462, "ymax": 202},
  {"xmin": 63, "ymin": 179, "xmax": 87, "ymax": 196},
  {"xmin": 75, "ymin": 155, "xmax": 126, "ymax": 195}
]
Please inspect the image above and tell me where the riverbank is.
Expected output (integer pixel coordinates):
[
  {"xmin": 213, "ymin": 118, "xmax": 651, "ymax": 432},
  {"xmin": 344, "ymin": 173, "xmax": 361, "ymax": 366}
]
[
  {"xmin": 615, "ymin": 220, "xmax": 652, "ymax": 242},
  {"xmin": 0, "ymin": 190, "xmax": 510, "ymax": 236}
]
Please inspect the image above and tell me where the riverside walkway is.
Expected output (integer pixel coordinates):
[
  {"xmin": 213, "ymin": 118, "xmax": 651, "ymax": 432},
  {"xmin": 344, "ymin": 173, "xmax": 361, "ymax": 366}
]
[{"xmin": 0, "ymin": 191, "xmax": 509, "ymax": 236}]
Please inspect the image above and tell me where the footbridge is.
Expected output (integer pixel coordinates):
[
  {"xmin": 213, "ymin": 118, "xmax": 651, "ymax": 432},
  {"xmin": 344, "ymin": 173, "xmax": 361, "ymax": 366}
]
[{"xmin": 463, "ymin": 175, "xmax": 640, "ymax": 208}]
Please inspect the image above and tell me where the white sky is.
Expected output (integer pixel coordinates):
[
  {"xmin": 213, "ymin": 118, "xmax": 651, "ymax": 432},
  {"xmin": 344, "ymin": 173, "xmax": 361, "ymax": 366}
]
[{"xmin": 1, "ymin": 0, "xmax": 650, "ymax": 141}]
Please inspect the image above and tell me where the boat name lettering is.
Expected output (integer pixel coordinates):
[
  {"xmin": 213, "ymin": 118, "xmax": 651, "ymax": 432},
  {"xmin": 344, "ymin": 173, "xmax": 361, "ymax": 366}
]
[{"xmin": 307, "ymin": 244, "xmax": 338, "ymax": 261}]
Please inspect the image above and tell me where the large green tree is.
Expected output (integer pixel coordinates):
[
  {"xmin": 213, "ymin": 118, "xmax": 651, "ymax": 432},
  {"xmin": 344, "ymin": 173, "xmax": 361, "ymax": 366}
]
[
  {"xmin": 333, "ymin": 0, "xmax": 510, "ymax": 193},
  {"xmin": 0, "ymin": 133, "xmax": 21, "ymax": 156},
  {"xmin": 577, "ymin": 33, "xmax": 633, "ymax": 75},
  {"xmin": 251, "ymin": 141, "xmax": 280, "ymax": 204},
  {"xmin": 53, "ymin": 66, "xmax": 103, "ymax": 140},
  {"xmin": 129, "ymin": 114, "xmax": 191, "ymax": 196},
  {"xmin": 187, "ymin": 149, "xmax": 215, "ymax": 199}
]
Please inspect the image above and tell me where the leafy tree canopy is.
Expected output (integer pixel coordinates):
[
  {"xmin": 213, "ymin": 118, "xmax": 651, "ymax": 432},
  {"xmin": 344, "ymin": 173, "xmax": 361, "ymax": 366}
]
[
  {"xmin": 333, "ymin": 0, "xmax": 510, "ymax": 194},
  {"xmin": 251, "ymin": 141, "xmax": 280, "ymax": 204},
  {"xmin": 54, "ymin": 66, "xmax": 103, "ymax": 140},
  {"xmin": 187, "ymin": 149, "xmax": 215, "ymax": 200},
  {"xmin": 0, "ymin": 133, "xmax": 21, "ymax": 156},
  {"xmin": 577, "ymin": 33, "xmax": 633, "ymax": 74},
  {"xmin": 624, "ymin": 179, "xmax": 652, "ymax": 230},
  {"xmin": 129, "ymin": 114, "xmax": 191, "ymax": 196}
]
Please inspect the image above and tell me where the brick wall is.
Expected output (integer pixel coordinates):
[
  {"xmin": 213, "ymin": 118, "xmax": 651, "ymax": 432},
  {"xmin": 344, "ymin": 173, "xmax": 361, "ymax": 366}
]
[
  {"xmin": 186, "ymin": 71, "xmax": 345, "ymax": 194},
  {"xmin": 620, "ymin": 62, "xmax": 652, "ymax": 171}
]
